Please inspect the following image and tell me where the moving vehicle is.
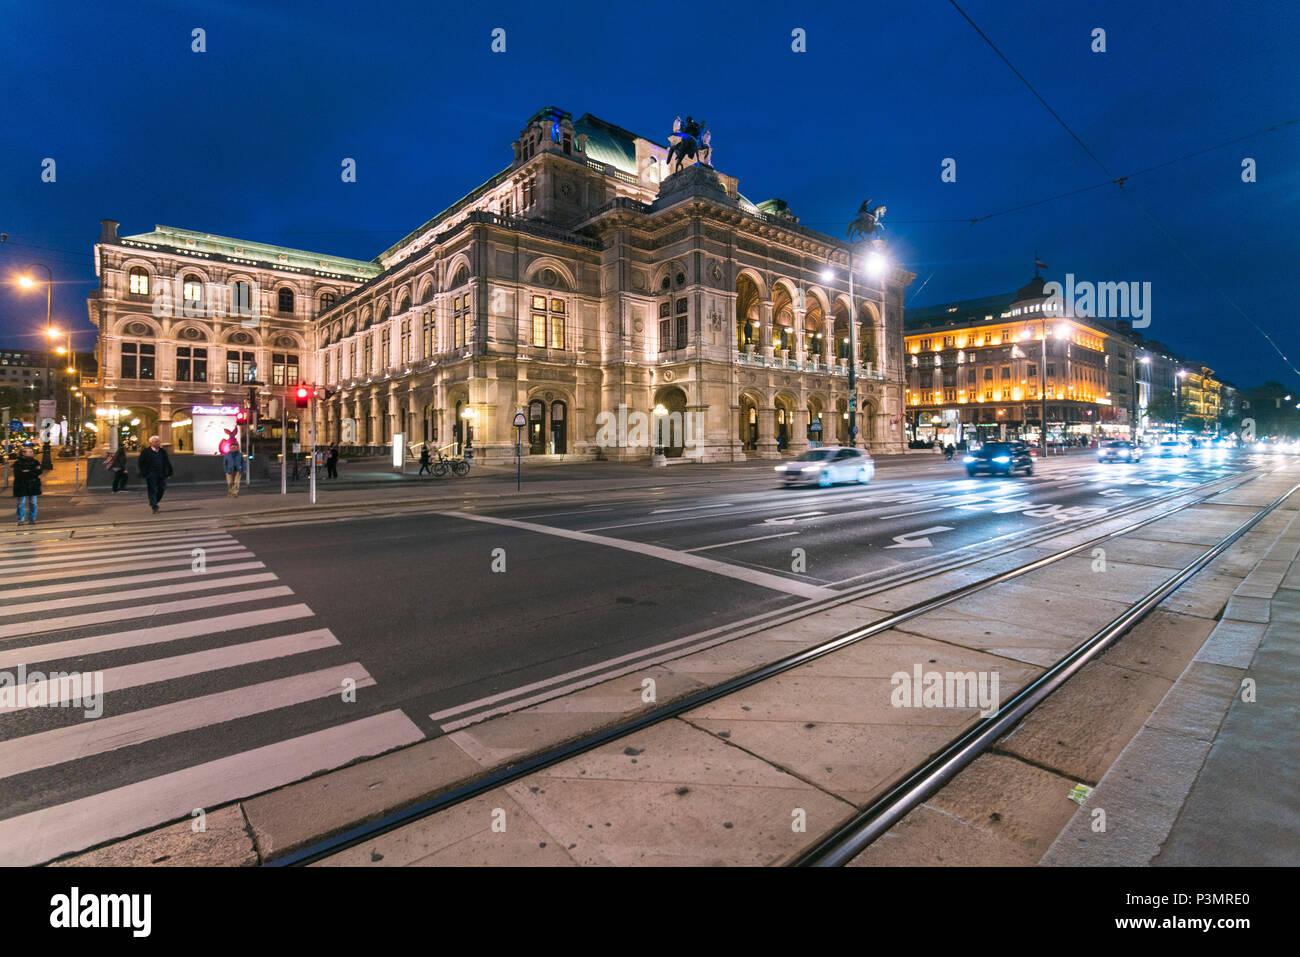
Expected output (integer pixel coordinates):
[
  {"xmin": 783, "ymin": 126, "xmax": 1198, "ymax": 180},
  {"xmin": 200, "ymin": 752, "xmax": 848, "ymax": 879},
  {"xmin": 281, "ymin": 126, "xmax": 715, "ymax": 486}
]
[
  {"xmin": 964, "ymin": 440, "xmax": 1033, "ymax": 477},
  {"xmin": 1156, "ymin": 439, "xmax": 1190, "ymax": 458},
  {"xmin": 1098, "ymin": 440, "xmax": 1142, "ymax": 463},
  {"xmin": 775, "ymin": 446, "xmax": 874, "ymax": 487}
]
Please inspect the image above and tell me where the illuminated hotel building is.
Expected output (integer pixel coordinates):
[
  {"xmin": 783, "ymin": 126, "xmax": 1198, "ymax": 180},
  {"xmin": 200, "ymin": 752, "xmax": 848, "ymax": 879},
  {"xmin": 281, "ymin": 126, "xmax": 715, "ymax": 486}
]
[{"xmin": 903, "ymin": 275, "xmax": 1122, "ymax": 444}]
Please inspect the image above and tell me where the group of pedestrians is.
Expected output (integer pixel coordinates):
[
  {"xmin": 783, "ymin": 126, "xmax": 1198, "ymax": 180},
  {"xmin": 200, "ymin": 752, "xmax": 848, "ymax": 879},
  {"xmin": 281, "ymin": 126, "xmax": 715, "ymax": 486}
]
[{"xmin": 10, "ymin": 438, "xmax": 347, "ymax": 525}]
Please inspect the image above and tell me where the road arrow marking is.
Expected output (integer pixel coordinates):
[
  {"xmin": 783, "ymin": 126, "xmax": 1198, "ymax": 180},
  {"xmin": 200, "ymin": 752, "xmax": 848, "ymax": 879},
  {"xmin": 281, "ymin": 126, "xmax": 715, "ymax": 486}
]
[
  {"xmin": 885, "ymin": 525, "xmax": 954, "ymax": 548},
  {"xmin": 1098, "ymin": 488, "xmax": 1126, "ymax": 497},
  {"xmin": 760, "ymin": 511, "xmax": 827, "ymax": 526}
]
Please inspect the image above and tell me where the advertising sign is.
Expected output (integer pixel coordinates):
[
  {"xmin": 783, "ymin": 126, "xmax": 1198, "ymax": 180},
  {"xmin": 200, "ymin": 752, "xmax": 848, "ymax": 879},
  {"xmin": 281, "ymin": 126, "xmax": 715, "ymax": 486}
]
[{"xmin": 191, "ymin": 405, "xmax": 240, "ymax": 455}]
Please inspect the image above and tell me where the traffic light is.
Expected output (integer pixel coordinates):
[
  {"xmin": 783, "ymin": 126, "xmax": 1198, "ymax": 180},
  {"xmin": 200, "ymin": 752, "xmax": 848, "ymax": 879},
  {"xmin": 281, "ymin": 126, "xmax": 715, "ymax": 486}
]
[
  {"xmin": 235, "ymin": 410, "xmax": 247, "ymax": 425},
  {"xmin": 295, "ymin": 385, "xmax": 311, "ymax": 409}
]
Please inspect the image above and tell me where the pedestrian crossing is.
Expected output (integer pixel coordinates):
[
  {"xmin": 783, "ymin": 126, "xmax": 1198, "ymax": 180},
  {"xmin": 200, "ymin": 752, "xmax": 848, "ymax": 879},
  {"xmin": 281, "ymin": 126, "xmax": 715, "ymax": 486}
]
[{"xmin": 0, "ymin": 524, "xmax": 422, "ymax": 867}]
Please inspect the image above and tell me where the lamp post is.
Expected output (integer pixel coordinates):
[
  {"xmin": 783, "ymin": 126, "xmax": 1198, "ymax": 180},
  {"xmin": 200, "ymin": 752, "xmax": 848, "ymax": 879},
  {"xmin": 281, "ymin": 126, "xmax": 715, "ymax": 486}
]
[
  {"xmin": 824, "ymin": 239, "xmax": 888, "ymax": 450},
  {"xmin": 461, "ymin": 406, "xmax": 474, "ymax": 459},
  {"xmin": 1175, "ymin": 369, "xmax": 1187, "ymax": 440},
  {"xmin": 652, "ymin": 403, "xmax": 668, "ymax": 466},
  {"xmin": 18, "ymin": 264, "xmax": 55, "ymax": 471}
]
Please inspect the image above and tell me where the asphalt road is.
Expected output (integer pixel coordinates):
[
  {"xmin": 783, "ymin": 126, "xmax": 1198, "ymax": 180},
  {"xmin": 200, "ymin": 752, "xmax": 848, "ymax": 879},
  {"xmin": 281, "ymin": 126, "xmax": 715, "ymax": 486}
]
[{"xmin": 0, "ymin": 447, "xmax": 1267, "ymax": 860}]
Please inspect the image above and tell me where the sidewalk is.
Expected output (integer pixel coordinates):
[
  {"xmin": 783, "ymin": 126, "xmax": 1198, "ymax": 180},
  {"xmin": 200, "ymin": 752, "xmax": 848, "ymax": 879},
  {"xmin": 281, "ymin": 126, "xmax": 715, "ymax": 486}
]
[{"xmin": 1042, "ymin": 487, "xmax": 1300, "ymax": 866}]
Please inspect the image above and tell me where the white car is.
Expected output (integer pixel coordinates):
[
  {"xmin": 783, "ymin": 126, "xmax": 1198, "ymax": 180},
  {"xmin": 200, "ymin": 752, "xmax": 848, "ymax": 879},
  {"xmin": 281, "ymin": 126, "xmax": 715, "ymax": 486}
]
[
  {"xmin": 775, "ymin": 446, "xmax": 875, "ymax": 487},
  {"xmin": 1156, "ymin": 439, "xmax": 1190, "ymax": 458}
]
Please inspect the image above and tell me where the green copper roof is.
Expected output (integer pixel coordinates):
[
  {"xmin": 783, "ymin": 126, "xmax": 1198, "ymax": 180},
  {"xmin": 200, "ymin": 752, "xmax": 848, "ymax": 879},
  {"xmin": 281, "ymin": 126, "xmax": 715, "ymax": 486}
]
[
  {"xmin": 121, "ymin": 225, "xmax": 381, "ymax": 279},
  {"xmin": 574, "ymin": 114, "xmax": 639, "ymax": 175}
]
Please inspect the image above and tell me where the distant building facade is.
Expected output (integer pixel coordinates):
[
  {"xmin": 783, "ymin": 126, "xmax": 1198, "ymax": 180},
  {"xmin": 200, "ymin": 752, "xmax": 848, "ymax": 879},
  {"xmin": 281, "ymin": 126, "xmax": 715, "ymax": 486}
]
[{"xmin": 87, "ymin": 106, "xmax": 914, "ymax": 459}]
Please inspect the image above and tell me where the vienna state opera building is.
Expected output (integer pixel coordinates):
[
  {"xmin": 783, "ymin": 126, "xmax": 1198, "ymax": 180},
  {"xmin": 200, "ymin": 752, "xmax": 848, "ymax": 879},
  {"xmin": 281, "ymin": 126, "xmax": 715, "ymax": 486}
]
[{"xmin": 86, "ymin": 106, "xmax": 913, "ymax": 462}]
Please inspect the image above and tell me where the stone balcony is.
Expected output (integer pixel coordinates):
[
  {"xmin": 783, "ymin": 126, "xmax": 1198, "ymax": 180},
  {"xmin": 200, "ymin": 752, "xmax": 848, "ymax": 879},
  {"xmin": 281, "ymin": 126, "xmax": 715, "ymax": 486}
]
[{"xmin": 735, "ymin": 350, "xmax": 885, "ymax": 381}]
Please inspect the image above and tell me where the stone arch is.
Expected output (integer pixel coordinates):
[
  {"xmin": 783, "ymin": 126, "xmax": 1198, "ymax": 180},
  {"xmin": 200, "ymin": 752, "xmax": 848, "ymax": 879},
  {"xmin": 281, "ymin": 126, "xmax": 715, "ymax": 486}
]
[
  {"xmin": 360, "ymin": 305, "xmax": 373, "ymax": 331},
  {"xmin": 832, "ymin": 300, "xmax": 852, "ymax": 363},
  {"xmin": 525, "ymin": 257, "xmax": 576, "ymax": 291},
  {"xmin": 653, "ymin": 260, "xmax": 689, "ymax": 294},
  {"xmin": 416, "ymin": 274, "xmax": 436, "ymax": 304},
  {"xmin": 834, "ymin": 396, "xmax": 850, "ymax": 444},
  {"xmin": 653, "ymin": 385, "xmax": 689, "ymax": 457},
  {"xmin": 771, "ymin": 281, "xmax": 796, "ymax": 355},
  {"xmin": 444, "ymin": 253, "xmax": 473, "ymax": 290},
  {"xmin": 271, "ymin": 332, "xmax": 305, "ymax": 351},
  {"xmin": 774, "ymin": 391, "xmax": 798, "ymax": 452},
  {"xmin": 344, "ymin": 313, "xmax": 357, "ymax": 337},
  {"xmin": 860, "ymin": 396, "xmax": 881, "ymax": 445},
  {"xmin": 396, "ymin": 287, "xmax": 412, "ymax": 314},
  {"xmin": 736, "ymin": 273, "xmax": 762, "ymax": 350},
  {"xmin": 738, "ymin": 389, "xmax": 764, "ymax": 451},
  {"xmin": 806, "ymin": 394, "xmax": 827, "ymax": 445},
  {"xmin": 171, "ymin": 322, "xmax": 210, "ymax": 343},
  {"xmin": 858, "ymin": 300, "xmax": 880, "ymax": 366},
  {"xmin": 115, "ymin": 316, "xmax": 162, "ymax": 338}
]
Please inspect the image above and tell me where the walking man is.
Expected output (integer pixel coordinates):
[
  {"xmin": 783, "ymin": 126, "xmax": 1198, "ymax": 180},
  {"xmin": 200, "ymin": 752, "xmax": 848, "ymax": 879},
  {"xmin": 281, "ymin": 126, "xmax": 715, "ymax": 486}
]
[
  {"xmin": 13, "ymin": 445, "xmax": 42, "ymax": 525},
  {"xmin": 326, "ymin": 443, "xmax": 339, "ymax": 479},
  {"xmin": 418, "ymin": 445, "xmax": 431, "ymax": 476},
  {"xmin": 223, "ymin": 441, "xmax": 244, "ymax": 497},
  {"xmin": 138, "ymin": 435, "xmax": 174, "ymax": 514}
]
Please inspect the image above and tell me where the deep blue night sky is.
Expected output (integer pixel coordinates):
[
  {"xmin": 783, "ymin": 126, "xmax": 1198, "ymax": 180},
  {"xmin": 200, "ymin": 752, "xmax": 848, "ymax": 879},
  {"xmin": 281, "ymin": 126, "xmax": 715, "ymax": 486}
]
[{"xmin": 2, "ymin": 0, "xmax": 1296, "ymax": 387}]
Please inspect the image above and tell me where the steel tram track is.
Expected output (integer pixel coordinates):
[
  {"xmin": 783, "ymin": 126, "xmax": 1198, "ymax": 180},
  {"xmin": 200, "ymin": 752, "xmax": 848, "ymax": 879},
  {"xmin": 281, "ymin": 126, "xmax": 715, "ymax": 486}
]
[{"xmin": 270, "ymin": 463, "xmax": 1282, "ymax": 866}]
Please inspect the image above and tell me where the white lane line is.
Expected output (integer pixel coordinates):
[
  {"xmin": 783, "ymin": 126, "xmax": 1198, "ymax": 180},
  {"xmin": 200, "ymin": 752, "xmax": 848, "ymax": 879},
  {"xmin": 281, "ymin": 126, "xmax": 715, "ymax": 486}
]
[
  {"xmin": 0, "ymin": 548, "xmax": 251, "ymax": 583},
  {"xmin": 0, "ymin": 572, "xmax": 280, "ymax": 618},
  {"xmin": 0, "ymin": 605, "xmax": 315, "ymax": 670},
  {"xmin": 0, "ymin": 560, "xmax": 267, "ymax": 598},
  {"xmin": 0, "ymin": 710, "xmax": 424, "ymax": 867},
  {"xmin": 0, "ymin": 663, "xmax": 375, "ymax": 777},
  {"xmin": 1056, "ymin": 481, "xmax": 1090, "ymax": 490},
  {"xmin": 649, "ymin": 503, "xmax": 734, "ymax": 514},
  {"xmin": 0, "ymin": 537, "xmax": 237, "ymax": 571},
  {"xmin": 0, "ymin": 629, "xmax": 340, "ymax": 713},
  {"xmin": 0, "ymin": 586, "xmax": 295, "ymax": 641},
  {"xmin": 436, "ymin": 511, "xmax": 835, "ymax": 600},
  {"xmin": 685, "ymin": 531, "xmax": 800, "ymax": 552}
]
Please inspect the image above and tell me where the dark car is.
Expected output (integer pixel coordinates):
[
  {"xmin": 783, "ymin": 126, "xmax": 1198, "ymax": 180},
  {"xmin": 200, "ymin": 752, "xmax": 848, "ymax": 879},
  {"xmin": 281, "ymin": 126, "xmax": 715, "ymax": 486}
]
[{"xmin": 964, "ymin": 440, "xmax": 1033, "ymax": 477}]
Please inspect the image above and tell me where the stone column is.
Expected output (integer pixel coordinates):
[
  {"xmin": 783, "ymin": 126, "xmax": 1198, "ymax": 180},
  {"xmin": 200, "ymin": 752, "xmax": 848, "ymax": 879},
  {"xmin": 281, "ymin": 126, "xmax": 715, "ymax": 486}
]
[
  {"xmin": 789, "ymin": 406, "xmax": 810, "ymax": 454},
  {"xmin": 757, "ymin": 404, "xmax": 779, "ymax": 458},
  {"xmin": 760, "ymin": 300, "xmax": 775, "ymax": 363}
]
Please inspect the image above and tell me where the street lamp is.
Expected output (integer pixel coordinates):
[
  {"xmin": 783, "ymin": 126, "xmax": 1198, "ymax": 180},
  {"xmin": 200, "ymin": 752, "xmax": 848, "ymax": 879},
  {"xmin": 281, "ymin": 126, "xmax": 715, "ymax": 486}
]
[
  {"xmin": 18, "ymin": 263, "xmax": 54, "ymax": 471},
  {"xmin": 460, "ymin": 406, "xmax": 475, "ymax": 458},
  {"xmin": 1133, "ymin": 354, "xmax": 1150, "ymax": 442},
  {"xmin": 826, "ymin": 237, "xmax": 889, "ymax": 450},
  {"xmin": 652, "ymin": 403, "xmax": 668, "ymax": 465},
  {"xmin": 1175, "ymin": 369, "xmax": 1188, "ymax": 440}
]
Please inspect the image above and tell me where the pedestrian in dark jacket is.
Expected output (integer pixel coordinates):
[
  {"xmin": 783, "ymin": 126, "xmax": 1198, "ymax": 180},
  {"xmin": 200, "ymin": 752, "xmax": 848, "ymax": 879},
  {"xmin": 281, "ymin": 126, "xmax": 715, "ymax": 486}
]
[
  {"xmin": 138, "ymin": 435, "xmax": 174, "ymax": 513},
  {"xmin": 13, "ymin": 446, "xmax": 42, "ymax": 525},
  {"xmin": 109, "ymin": 445, "xmax": 128, "ymax": 492},
  {"xmin": 327, "ymin": 444, "xmax": 339, "ymax": 479},
  {"xmin": 418, "ymin": 446, "xmax": 431, "ymax": 475}
]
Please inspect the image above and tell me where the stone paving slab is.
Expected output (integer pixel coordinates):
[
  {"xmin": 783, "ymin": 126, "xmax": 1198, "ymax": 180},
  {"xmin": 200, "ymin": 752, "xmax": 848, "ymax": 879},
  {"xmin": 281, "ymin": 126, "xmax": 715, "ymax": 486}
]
[
  {"xmin": 50, "ymin": 805, "xmax": 257, "ymax": 867},
  {"xmin": 849, "ymin": 753, "xmax": 1077, "ymax": 866}
]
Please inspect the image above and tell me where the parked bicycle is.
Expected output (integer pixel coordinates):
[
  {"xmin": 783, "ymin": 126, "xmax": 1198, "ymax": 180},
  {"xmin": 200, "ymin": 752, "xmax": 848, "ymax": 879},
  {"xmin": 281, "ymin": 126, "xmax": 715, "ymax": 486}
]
[{"xmin": 432, "ymin": 446, "xmax": 470, "ymax": 477}]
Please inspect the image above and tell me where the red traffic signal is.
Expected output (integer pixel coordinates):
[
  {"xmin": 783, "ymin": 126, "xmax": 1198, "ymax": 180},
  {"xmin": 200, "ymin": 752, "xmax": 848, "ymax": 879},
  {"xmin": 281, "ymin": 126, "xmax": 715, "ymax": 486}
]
[
  {"xmin": 235, "ymin": 410, "xmax": 247, "ymax": 425},
  {"xmin": 295, "ymin": 385, "xmax": 312, "ymax": 409}
]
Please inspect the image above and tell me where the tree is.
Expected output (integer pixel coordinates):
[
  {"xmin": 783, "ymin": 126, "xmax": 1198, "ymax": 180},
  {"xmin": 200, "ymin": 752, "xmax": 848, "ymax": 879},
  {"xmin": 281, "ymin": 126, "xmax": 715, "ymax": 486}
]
[{"xmin": 1145, "ymin": 391, "xmax": 1181, "ymax": 428}]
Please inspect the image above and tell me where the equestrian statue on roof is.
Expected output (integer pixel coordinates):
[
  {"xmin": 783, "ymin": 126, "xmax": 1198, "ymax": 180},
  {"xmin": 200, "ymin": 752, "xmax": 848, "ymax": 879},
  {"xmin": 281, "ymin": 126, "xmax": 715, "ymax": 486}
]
[{"xmin": 667, "ymin": 115, "xmax": 712, "ymax": 172}]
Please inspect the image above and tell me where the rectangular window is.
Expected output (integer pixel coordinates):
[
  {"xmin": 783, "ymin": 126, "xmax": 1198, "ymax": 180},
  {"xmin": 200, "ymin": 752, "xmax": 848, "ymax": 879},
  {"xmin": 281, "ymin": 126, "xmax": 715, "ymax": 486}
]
[
  {"xmin": 551, "ymin": 314, "xmax": 565, "ymax": 350},
  {"xmin": 121, "ymin": 342, "xmax": 139, "ymax": 379},
  {"xmin": 1027, "ymin": 363, "xmax": 1037, "ymax": 377},
  {"xmin": 272, "ymin": 353, "xmax": 286, "ymax": 386},
  {"xmin": 1047, "ymin": 364, "xmax": 1056, "ymax": 378},
  {"xmin": 381, "ymin": 329, "xmax": 391, "ymax": 369},
  {"xmin": 453, "ymin": 294, "xmax": 470, "ymax": 348},
  {"xmin": 401, "ymin": 320, "xmax": 411, "ymax": 363},
  {"xmin": 1001, "ymin": 366, "xmax": 1011, "ymax": 380},
  {"xmin": 271, "ymin": 353, "xmax": 299, "ymax": 386},
  {"xmin": 363, "ymin": 336, "xmax": 373, "ymax": 373},
  {"xmin": 983, "ymin": 367, "xmax": 993, "ymax": 381},
  {"xmin": 423, "ymin": 313, "xmax": 434, "ymax": 357},
  {"xmin": 129, "ymin": 271, "xmax": 149, "ymax": 295},
  {"xmin": 967, "ymin": 369, "xmax": 976, "ymax": 385},
  {"xmin": 176, "ymin": 346, "xmax": 207, "ymax": 383},
  {"xmin": 226, "ymin": 350, "xmax": 253, "ymax": 384},
  {"xmin": 660, "ymin": 318, "xmax": 671, "ymax": 352},
  {"xmin": 532, "ymin": 314, "xmax": 546, "ymax": 348},
  {"xmin": 944, "ymin": 388, "xmax": 956, "ymax": 402},
  {"xmin": 985, "ymin": 390, "xmax": 994, "ymax": 402},
  {"xmin": 323, "ymin": 353, "xmax": 330, "ymax": 384}
]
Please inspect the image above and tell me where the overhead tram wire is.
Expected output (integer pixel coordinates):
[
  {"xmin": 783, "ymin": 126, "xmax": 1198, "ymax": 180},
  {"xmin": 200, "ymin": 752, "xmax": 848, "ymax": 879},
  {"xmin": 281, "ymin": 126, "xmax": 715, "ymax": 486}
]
[{"xmin": 947, "ymin": 0, "xmax": 1300, "ymax": 379}]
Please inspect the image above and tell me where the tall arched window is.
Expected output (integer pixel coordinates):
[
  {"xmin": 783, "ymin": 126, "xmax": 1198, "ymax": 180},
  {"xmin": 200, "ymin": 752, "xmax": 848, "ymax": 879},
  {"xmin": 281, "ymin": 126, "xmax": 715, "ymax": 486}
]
[
  {"xmin": 278, "ymin": 287, "xmax": 295, "ymax": 313},
  {"xmin": 320, "ymin": 291, "xmax": 336, "ymax": 312},
  {"xmin": 183, "ymin": 275, "xmax": 204, "ymax": 310},
  {"xmin": 232, "ymin": 281, "xmax": 253, "ymax": 317},
  {"xmin": 128, "ymin": 267, "xmax": 150, "ymax": 296}
]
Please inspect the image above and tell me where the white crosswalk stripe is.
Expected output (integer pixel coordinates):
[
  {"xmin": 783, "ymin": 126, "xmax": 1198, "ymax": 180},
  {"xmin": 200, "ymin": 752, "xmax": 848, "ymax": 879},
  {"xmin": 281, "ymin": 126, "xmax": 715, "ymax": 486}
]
[{"xmin": 0, "ymin": 528, "xmax": 415, "ymax": 866}]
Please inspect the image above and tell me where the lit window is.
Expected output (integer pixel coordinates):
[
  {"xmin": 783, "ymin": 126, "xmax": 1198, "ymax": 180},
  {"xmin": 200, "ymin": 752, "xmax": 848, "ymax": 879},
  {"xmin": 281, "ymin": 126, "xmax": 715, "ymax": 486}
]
[{"xmin": 128, "ymin": 268, "xmax": 149, "ymax": 295}]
